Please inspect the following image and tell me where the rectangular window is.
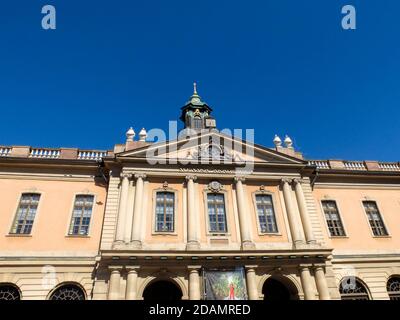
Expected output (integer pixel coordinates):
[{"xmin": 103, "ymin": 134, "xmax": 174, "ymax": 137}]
[
  {"xmin": 363, "ymin": 201, "xmax": 388, "ymax": 236},
  {"xmin": 321, "ymin": 200, "xmax": 346, "ymax": 237},
  {"xmin": 11, "ymin": 193, "xmax": 41, "ymax": 234},
  {"xmin": 207, "ymin": 193, "xmax": 227, "ymax": 233},
  {"xmin": 255, "ymin": 194, "xmax": 278, "ymax": 233},
  {"xmin": 155, "ymin": 192, "xmax": 175, "ymax": 232},
  {"xmin": 69, "ymin": 195, "xmax": 94, "ymax": 236}
]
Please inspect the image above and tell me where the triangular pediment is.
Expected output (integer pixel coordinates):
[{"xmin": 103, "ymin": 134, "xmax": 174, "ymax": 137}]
[{"xmin": 117, "ymin": 131, "xmax": 305, "ymax": 166}]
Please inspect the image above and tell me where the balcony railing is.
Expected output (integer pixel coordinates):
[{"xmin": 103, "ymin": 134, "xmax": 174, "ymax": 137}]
[
  {"xmin": 0, "ymin": 147, "xmax": 12, "ymax": 157},
  {"xmin": 343, "ymin": 161, "xmax": 367, "ymax": 171},
  {"xmin": 379, "ymin": 162, "xmax": 400, "ymax": 171},
  {"xmin": 78, "ymin": 150, "xmax": 107, "ymax": 160},
  {"xmin": 29, "ymin": 148, "xmax": 60, "ymax": 159},
  {"xmin": 308, "ymin": 160, "xmax": 330, "ymax": 169}
]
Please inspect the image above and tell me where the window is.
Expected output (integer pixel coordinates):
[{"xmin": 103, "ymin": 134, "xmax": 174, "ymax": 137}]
[
  {"xmin": 69, "ymin": 195, "xmax": 94, "ymax": 236},
  {"xmin": 207, "ymin": 193, "xmax": 227, "ymax": 233},
  {"xmin": 155, "ymin": 192, "xmax": 175, "ymax": 232},
  {"xmin": 321, "ymin": 201, "xmax": 346, "ymax": 237},
  {"xmin": 50, "ymin": 284, "xmax": 85, "ymax": 300},
  {"xmin": 363, "ymin": 201, "xmax": 388, "ymax": 236},
  {"xmin": 339, "ymin": 278, "xmax": 369, "ymax": 300},
  {"xmin": 387, "ymin": 277, "xmax": 400, "ymax": 300},
  {"xmin": 193, "ymin": 116, "xmax": 203, "ymax": 130},
  {"xmin": 0, "ymin": 284, "xmax": 21, "ymax": 300},
  {"xmin": 10, "ymin": 193, "xmax": 40, "ymax": 234},
  {"xmin": 255, "ymin": 194, "xmax": 278, "ymax": 233}
]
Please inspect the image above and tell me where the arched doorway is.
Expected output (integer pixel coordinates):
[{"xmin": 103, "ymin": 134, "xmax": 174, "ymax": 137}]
[
  {"xmin": 0, "ymin": 284, "xmax": 21, "ymax": 300},
  {"xmin": 387, "ymin": 276, "xmax": 400, "ymax": 300},
  {"xmin": 49, "ymin": 283, "xmax": 86, "ymax": 300},
  {"xmin": 143, "ymin": 280, "xmax": 182, "ymax": 301},
  {"xmin": 262, "ymin": 277, "xmax": 299, "ymax": 301}
]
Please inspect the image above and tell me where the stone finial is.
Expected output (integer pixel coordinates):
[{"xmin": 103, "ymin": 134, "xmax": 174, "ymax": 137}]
[
  {"xmin": 273, "ymin": 134, "xmax": 282, "ymax": 147},
  {"xmin": 139, "ymin": 128, "xmax": 147, "ymax": 142},
  {"xmin": 284, "ymin": 135, "xmax": 293, "ymax": 149},
  {"xmin": 126, "ymin": 127, "xmax": 135, "ymax": 142}
]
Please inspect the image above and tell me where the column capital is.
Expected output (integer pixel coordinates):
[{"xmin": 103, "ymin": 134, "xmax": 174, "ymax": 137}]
[
  {"xmin": 299, "ymin": 264, "xmax": 313, "ymax": 271},
  {"xmin": 313, "ymin": 264, "xmax": 326, "ymax": 271},
  {"xmin": 187, "ymin": 265, "xmax": 202, "ymax": 271},
  {"xmin": 185, "ymin": 175, "xmax": 197, "ymax": 182},
  {"xmin": 120, "ymin": 172, "xmax": 132, "ymax": 179},
  {"xmin": 126, "ymin": 266, "xmax": 140, "ymax": 273},
  {"xmin": 134, "ymin": 173, "xmax": 147, "ymax": 180},
  {"xmin": 234, "ymin": 176, "xmax": 246, "ymax": 183},
  {"xmin": 245, "ymin": 265, "xmax": 258, "ymax": 271},
  {"xmin": 108, "ymin": 266, "xmax": 123, "ymax": 272},
  {"xmin": 280, "ymin": 178, "xmax": 292, "ymax": 186},
  {"xmin": 292, "ymin": 178, "xmax": 302, "ymax": 185}
]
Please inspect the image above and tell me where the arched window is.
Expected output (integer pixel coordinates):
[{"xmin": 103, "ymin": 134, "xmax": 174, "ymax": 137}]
[
  {"xmin": 155, "ymin": 192, "xmax": 175, "ymax": 232},
  {"xmin": 10, "ymin": 193, "xmax": 41, "ymax": 234},
  {"xmin": 255, "ymin": 194, "xmax": 278, "ymax": 233},
  {"xmin": 387, "ymin": 277, "xmax": 400, "ymax": 300},
  {"xmin": 49, "ymin": 284, "xmax": 85, "ymax": 300},
  {"xmin": 0, "ymin": 284, "xmax": 21, "ymax": 300},
  {"xmin": 193, "ymin": 116, "xmax": 203, "ymax": 130},
  {"xmin": 339, "ymin": 277, "xmax": 369, "ymax": 300},
  {"xmin": 207, "ymin": 193, "xmax": 227, "ymax": 233}
]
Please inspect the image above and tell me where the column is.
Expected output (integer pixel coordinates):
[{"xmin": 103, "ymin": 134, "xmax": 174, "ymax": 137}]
[
  {"xmin": 131, "ymin": 173, "xmax": 146, "ymax": 248},
  {"xmin": 125, "ymin": 266, "xmax": 140, "ymax": 300},
  {"xmin": 293, "ymin": 179, "xmax": 315, "ymax": 244},
  {"xmin": 299, "ymin": 265, "xmax": 316, "ymax": 300},
  {"xmin": 245, "ymin": 266, "xmax": 259, "ymax": 300},
  {"xmin": 186, "ymin": 175, "xmax": 200, "ymax": 250},
  {"xmin": 281, "ymin": 178, "xmax": 304, "ymax": 245},
  {"xmin": 108, "ymin": 267, "xmax": 122, "ymax": 300},
  {"xmin": 188, "ymin": 266, "xmax": 202, "ymax": 300},
  {"xmin": 234, "ymin": 177, "xmax": 255, "ymax": 249},
  {"xmin": 124, "ymin": 179, "xmax": 135, "ymax": 243},
  {"xmin": 115, "ymin": 173, "xmax": 131, "ymax": 243},
  {"xmin": 314, "ymin": 265, "xmax": 331, "ymax": 300}
]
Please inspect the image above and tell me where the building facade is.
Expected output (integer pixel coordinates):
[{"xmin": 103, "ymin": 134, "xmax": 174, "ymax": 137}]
[{"xmin": 1, "ymin": 88, "xmax": 400, "ymax": 300}]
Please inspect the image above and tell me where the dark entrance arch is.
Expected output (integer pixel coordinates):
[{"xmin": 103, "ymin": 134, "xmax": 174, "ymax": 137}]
[
  {"xmin": 143, "ymin": 280, "xmax": 182, "ymax": 301},
  {"xmin": 262, "ymin": 277, "xmax": 298, "ymax": 301}
]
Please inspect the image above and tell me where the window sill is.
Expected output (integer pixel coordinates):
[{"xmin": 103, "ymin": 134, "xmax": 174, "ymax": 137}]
[
  {"xmin": 6, "ymin": 234, "xmax": 32, "ymax": 237},
  {"xmin": 151, "ymin": 232, "xmax": 177, "ymax": 236},
  {"xmin": 207, "ymin": 233, "xmax": 230, "ymax": 237},
  {"xmin": 258, "ymin": 232, "xmax": 282, "ymax": 237},
  {"xmin": 372, "ymin": 235, "xmax": 391, "ymax": 239},
  {"xmin": 65, "ymin": 235, "xmax": 90, "ymax": 238}
]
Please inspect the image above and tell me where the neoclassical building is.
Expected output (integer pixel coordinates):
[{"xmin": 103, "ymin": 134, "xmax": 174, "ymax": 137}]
[{"xmin": 1, "ymin": 87, "xmax": 400, "ymax": 300}]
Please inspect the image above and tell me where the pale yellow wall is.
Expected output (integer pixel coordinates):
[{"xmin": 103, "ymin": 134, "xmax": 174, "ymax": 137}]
[
  {"xmin": 144, "ymin": 180, "xmax": 184, "ymax": 244},
  {"xmin": 0, "ymin": 178, "xmax": 106, "ymax": 253},
  {"xmin": 245, "ymin": 183, "xmax": 289, "ymax": 243},
  {"xmin": 313, "ymin": 187, "xmax": 400, "ymax": 251}
]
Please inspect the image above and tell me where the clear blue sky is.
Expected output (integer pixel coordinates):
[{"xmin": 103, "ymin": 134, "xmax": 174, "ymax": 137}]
[{"xmin": 1, "ymin": 0, "xmax": 399, "ymax": 161}]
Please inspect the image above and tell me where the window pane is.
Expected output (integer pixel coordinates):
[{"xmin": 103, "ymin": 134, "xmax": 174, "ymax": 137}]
[
  {"xmin": 256, "ymin": 194, "xmax": 278, "ymax": 233},
  {"xmin": 322, "ymin": 201, "xmax": 346, "ymax": 237},
  {"xmin": 363, "ymin": 201, "xmax": 388, "ymax": 236},
  {"xmin": 207, "ymin": 193, "xmax": 227, "ymax": 232},
  {"xmin": 11, "ymin": 193, "xmax": 41, "ymax": 234},
  {"xmin": 155, "ymin": 192, "xmax": 175, "ymax": 232},
  {"xmin": 69, "ymin": 195, "xmax": 94, "ymax": 235}
]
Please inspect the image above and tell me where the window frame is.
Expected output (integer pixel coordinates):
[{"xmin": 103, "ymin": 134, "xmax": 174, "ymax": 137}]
[
  {"xmin": 67, "ymin": 193, "xmax": 96, "ymax": 237},
  {"xmin": 204, "ymin": 191, "xmax": 229, "ymax": 235},
  {"xmin": 9, "ymin": 192, "xmax": 43, "ymax": 236},
  {"xmin": 151, "ymin": 188, "xmax": 178, "ymax": 236},
  {"xmin": 252, "ymin": 191, "xmax": 280, "ymax": 235},
  {"xmin": 320, "ymin": 199, "xmax": 347, "ymax": 238},
  {"xmin": 192, "ymin": 115, "xmax": 203, "ymax": 130},
  {"xmin": 361, "ymin": 199, "xmax": 390, "ymax": 238}
]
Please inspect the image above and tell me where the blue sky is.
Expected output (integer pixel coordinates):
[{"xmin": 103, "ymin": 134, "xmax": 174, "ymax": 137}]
[{"xmin": 0, "ymin": 0, "xmax": 399, "ymax": 161}]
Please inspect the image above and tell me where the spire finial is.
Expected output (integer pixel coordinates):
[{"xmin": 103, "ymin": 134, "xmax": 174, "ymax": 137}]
[{"xmin": 193, "ymin": 82, "xmax": 198, "ymax": 95}]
